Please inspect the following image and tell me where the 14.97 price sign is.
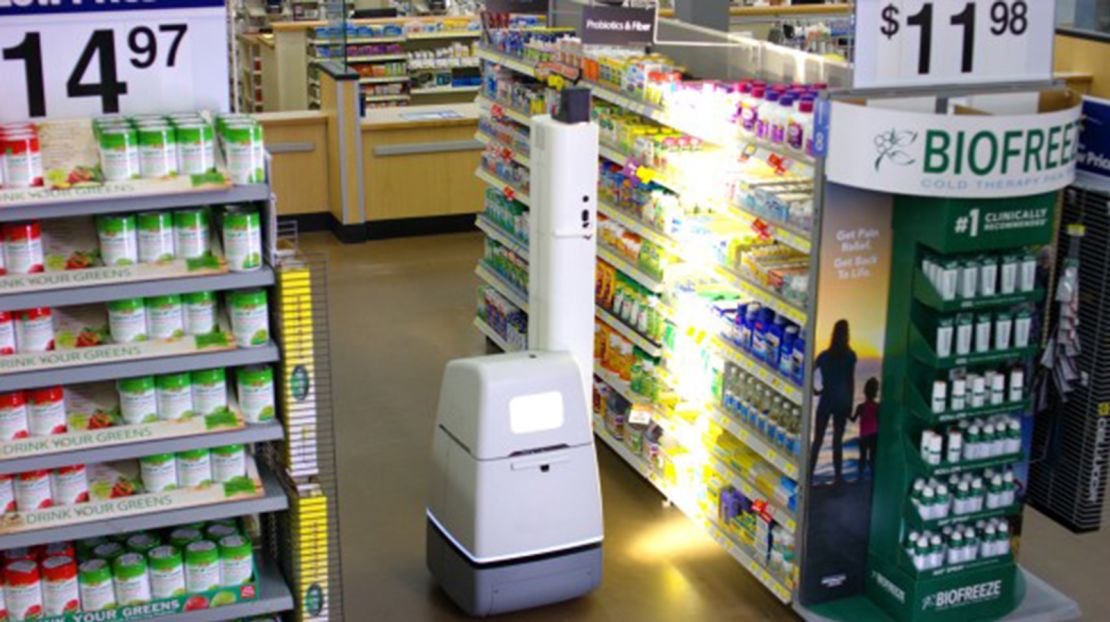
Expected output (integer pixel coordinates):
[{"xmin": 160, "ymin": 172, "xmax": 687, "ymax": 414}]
[
  {"xmin": 0, "ymin": 0, "xmax": 229, "ymax": 121},
  {"xmin": 854, "ymin": 0, "xmax": 1054, "ymax": 89}
]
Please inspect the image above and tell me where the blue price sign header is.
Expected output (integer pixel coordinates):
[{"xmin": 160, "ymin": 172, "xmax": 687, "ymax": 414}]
[
  {"xmin": 1078, "ymin": 96, "xmax": 1110, "ymax": 190},
  {"xmin": 0, "ymin": 0, "xmax": 224, "ymax": 16}
]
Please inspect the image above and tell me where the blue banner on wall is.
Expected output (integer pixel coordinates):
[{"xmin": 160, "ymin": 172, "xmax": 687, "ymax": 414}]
[
  {"xmin": 1078, "ymin": 96, "xmax": 1110, "ymax": 191},
  {"xmin": 0, "ymin": 0, "xmax": 223, "ymax": 17}
]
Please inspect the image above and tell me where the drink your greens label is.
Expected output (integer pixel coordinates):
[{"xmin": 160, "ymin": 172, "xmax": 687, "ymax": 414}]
[
  {"xmin": 0, "ymin": 412, "xmax": 241, "ymax": 459},
  {"xmin": 827, "ymin": 99, "xmax": 1083, "ymax": 199},
  {"xmin": 0, "ymin": 332, "xmax": 233, "ymax": 375}
]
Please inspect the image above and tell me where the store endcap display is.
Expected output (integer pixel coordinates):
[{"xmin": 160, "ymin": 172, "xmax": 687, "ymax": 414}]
[
  {"xmin": 0, "ymin": 95, "xmax": 321, "ymax": 620},
  {"xmin": 471, "ymin": 13, "xmax": 1085, "ymax": 622}
]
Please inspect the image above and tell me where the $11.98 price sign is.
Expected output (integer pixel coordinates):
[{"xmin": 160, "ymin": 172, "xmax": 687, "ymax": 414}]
[
  {"xmin": 853, "ymin": 0, "xmax": 1054, "ymax": 89},
  {"xmin": 0, "ymin": 0, "xmax": 229, "ymax": 122}
]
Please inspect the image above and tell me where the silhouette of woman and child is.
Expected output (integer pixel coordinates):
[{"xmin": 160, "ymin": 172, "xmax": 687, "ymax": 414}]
[{"xmin": 809, "ymin": 319, "xmax": 879, "ymax": 485}]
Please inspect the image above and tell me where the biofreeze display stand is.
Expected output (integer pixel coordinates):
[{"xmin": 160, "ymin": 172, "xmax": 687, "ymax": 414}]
[{"xmin": 796, "ymin": 90, "xmax": 1083, "ymax": 622}]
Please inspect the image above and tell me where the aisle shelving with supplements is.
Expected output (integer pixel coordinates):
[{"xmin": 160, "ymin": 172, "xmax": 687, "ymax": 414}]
[
  {"xmin": 306, "ymin": 16, "xmax": 483, "ymax": 110},
  {"xmin": 471, "ymin": 15, "xmax": 550, "ymax": 352},
  {"xmin": 474, "ymin": 18, "xmax": 824, "ymax": 604},
  {"xmin": 0, "ymin": 111, "xmax": 339, "ymax": 621}
]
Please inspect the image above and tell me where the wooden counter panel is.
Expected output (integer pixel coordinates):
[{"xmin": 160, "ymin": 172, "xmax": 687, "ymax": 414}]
[
  {"xmin": 362, "ymin": 125, "xmax": 485, "ymax": 222},
  {"xmin": 259, "ymin": 121, "xmax": 330, "ymax": 216}
]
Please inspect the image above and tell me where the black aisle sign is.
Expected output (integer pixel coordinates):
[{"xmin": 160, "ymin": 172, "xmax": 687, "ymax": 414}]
[
  {"xmin": 485, "ymin": 0, "xmax": 549, "ymax": 14},
  {"xmin": 581, "ymin": 6, "xmax": 656, "ymax": 45}
]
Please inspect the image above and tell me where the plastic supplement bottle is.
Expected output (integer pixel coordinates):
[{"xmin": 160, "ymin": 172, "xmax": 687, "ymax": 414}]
[
  {"xmin": 191, "ymin": 368, "xmax": 228, "ymax": 416},
  {"xmin": 148, "ymin": 545, "xmax": 187, "ymax": 599},
  {"xmin": 78, "ymin": 559, "xmax": 116, "ymax": 612},
  {"xmin": 184, "ymin": 541, "xmax": 221, "ymax": 593}
]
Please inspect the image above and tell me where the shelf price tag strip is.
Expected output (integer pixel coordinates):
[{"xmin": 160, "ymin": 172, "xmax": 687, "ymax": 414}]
[
  {"xmin": 475, "ymin": 215, "xmax": 529, "ymax": 260},
  {"xmin": 713, "ymin": 338, "xmax": 803, "ymax": 406},
  {"xmin": 709, "ymin": 456, "xmax": 797, "ymax": 533},
  {"xmin": 475, "ymin": 263, "xmax": 529, "ymax": 313},
  {"xmin": 593, "ymin": 415, "xmax": 793, "ymax": 603},
  {"xmin": 708, "ymin": 407, "xmax": 799, "ymax": 480},
  {"xmin": 0, "ymin": 459, "xmax": 267, "ymax": 541},
  {"xmin": 596, "ymin": 306, "xmax": 662, "ymax": 357}
]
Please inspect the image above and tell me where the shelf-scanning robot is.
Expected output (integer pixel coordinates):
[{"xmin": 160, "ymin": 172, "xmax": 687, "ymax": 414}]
[{"xmin": 427, "ymin": 89, "xmax": 604, "ymax": 616}]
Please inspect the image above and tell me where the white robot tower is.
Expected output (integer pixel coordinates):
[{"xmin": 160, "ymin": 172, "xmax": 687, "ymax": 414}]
[{"xmin": 426, "ymin": 89, "xmax": 604, "ymax": 617}]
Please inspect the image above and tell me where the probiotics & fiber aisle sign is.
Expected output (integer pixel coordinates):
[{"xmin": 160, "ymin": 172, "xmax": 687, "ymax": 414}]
[
  {"xmin": 581, "ymin": 6, "xmax": 656, "ymax": 45},
  {"xmin": 0, "ymin": 0, "xmax": 230, "ymax": 121}
]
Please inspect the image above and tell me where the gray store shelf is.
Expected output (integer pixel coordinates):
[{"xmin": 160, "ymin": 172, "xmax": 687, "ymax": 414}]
[
  {"xmin": 0, "ymin": 463, "xmax": 289, "ymax": 549},
  {"xmin": 0, "ymin": 420, "xmax": 284, "ymax": 475},
  {"xmin": 0, "ymin": 267, "xmax": 276, "ymax": 311},
  {"xmin": 0, "ymin": 343, "xmax": 280, "ymax": 392},
  {"xmin": 0, "ymin": 184, "xmax": 270, "ymax": 222},
  {"xmin": 159, "ymin": 553, "xmax": 294, "ymax": 622}
]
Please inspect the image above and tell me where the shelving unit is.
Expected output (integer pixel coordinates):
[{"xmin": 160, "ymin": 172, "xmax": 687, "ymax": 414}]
[
  {"xmin": 306, "ymin": 16, "xmax": 483, "ymax": 109},
  {"xmin": 475, "ymin": 168, "xmax": 530, "ymax": 206},
  {"xmin": 0, "ymin": 464, "xmax": 287, "ymax": 549},
  {"xmin": 412, "ymin": 85, "xmax": 482, "ymax": 95},
  {"xmin": 0, "ymin": 419, "xmax": 284, "ymax": 475},
  {"xmin": 474, "ymin": 33, "xmax": 816, "ymax": 605},
  {"xmin": 0, "ymin": 343, "xmax": 280, "ymax": 392},
  {"xmin": 865, "ymin": 194, "xmax": 1057, "ymax": 621},
  {"xmin": 358, "ymin": 75, "xmax": 409, "ymax": 84},
  {"xmin": 0, "ymin": 184, "xmax": 270, "ymax": 221},
  {"xmin": 475, "ymin": 262, "xmax": 529, "ymax": 312},
  {"xmin": 0, "ymin": 268, "xmax": 275, "ymax": 311},
  {"xmin": 0, "ymin": 139, "xmax": 339, "ymax": 620},
  {"xmin": 473, "ymin": 317, "xmax": 521, "ymax": 353}
]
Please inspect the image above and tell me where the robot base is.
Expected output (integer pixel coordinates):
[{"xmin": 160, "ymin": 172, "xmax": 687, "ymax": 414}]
[{"xmin": 426, "ymin": 517, "xmax": 602, "ymax": 617}]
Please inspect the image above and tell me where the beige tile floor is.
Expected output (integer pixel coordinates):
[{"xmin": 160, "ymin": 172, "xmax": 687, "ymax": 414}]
[{"xmin": 302, "ymin": 230, "xmax": 1107, "ymax": 621}]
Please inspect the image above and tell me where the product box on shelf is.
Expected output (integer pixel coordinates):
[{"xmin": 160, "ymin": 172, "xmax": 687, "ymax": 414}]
[
  {"xmin": 0, "ymin": 458, "xmax": 265, "ymax": 537},
  {"xmin": 0, "ymin": 381, "xmax": 254, "ymax": 465},
  {"xmin": 0, "ymin": 516, "xmax": 265, "ymax": 622},
  {"xmin": 0, "ymin": 115, "xmax": 265, "ymax": 207}
]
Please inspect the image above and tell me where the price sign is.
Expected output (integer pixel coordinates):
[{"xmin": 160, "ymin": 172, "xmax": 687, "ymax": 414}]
[
  {"xmin": 0, "ymin": 0, "xmax": 229, "ymax": 122},
  {"xmin": 854, "ymin": 0, "xmax": 1054, "ymax": 89}
]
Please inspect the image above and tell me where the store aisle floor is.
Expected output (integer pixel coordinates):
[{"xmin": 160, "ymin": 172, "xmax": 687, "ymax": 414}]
[{"xmin": 301, "ymin": 230, "xmax": 1109, "ymax": 622}]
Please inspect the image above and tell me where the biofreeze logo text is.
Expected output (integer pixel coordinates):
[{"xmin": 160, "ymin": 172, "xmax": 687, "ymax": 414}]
[
  {"xmin": 923, "ymin": 580, "xmax": 1002, "ymax": 611},
  {"xmin": 924, "ymin": 122, "xmax": 1081, "ymax": 177}
]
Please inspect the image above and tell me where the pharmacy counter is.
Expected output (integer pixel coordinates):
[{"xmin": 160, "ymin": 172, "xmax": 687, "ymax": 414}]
[{"xmin": 360, "ymin": 102, "xmax": 485, "ymax": 238}]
